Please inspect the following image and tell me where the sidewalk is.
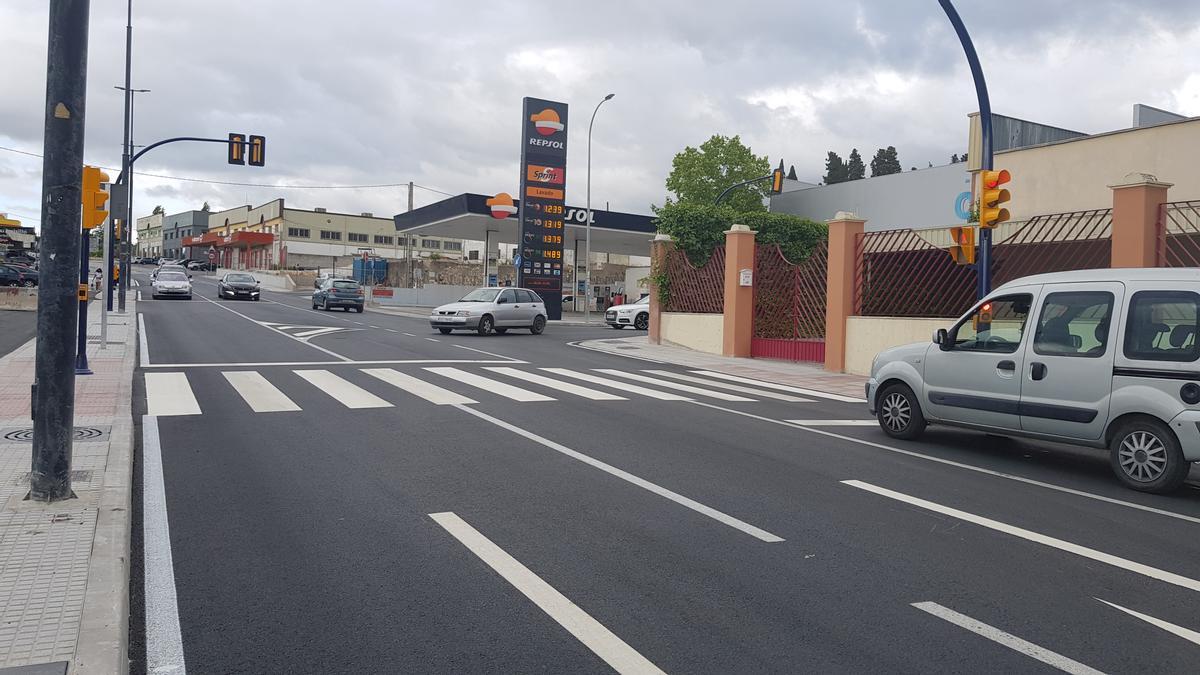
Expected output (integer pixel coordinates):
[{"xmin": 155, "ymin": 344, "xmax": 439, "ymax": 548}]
[
  {"xmin": 367, "ymin": 304, "xmax": 602, "ymax": 326},
  {"xmin": 0, "ymin": 298, "xmax": 137, "ymax": 674},
  {"xmin": 576, "ymin": 335, "xmax": 868, "ymax": 400}
]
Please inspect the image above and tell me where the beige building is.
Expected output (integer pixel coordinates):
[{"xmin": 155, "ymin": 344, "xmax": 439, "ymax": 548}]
[{"xmin": 134, "ymin": 212, "xmax": 164, "ymax": 258}]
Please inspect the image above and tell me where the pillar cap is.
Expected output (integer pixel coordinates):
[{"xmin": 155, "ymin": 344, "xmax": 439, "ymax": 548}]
[
  {"xmin": 1108, "ymin": 172, "xmax": 1173, "ymax": 190},
  {"xmin": 651, "ymin": 232, "xmax": 672, "ymax": 242},
  {"xmin": 827, "ymin": 210, "xmax": 866, "ymax": 224},
  {"xmin": 724, "ymin": 223, "xmax": 756, "ymax": 235}
]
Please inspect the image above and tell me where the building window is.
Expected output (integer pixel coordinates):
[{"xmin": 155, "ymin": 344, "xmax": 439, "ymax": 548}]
[
  {"xmin": 348, "ymin": 232, "xmax": 369, "ymax": 243},
  {"xmin": 468, "ymin": 250, "xmax": 479, "ymax": 261},
  {"xmin": 288, "ymin": 227, "xmax": 310, "ymax": 238},
  {"xmin": 320, "ymin": 230, "xmax": 341, "ymax": 241},
  {"xmin": 443, "ymin": 241, "xmax": 463, "ymax": 251},
  {"xmin": 421, "ymin": 239, "xmax": 441, "ymax": 249},
  {"xmin": 373, "ymin": 235, "xmax": 394, "ymax": 245}
]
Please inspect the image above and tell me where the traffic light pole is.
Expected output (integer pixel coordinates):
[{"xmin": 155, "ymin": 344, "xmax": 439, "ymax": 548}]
[
  {"xmin": 713, "ymin": 174, "xmax": 772, "ymax": 206},
  {"xmin": 939, "ymin": 0, "xmax": 994, "ymax": 299},
  {"xmin": 117, "ymin": 0, "xmax": 133, "ymax": 313},
  {"xmin": 75, "ymin": 228, "xmax": 93, "ymax": 374},
  {"xmin": 32, "ymin": 0, "xmax": 91, "ymax": 502}
]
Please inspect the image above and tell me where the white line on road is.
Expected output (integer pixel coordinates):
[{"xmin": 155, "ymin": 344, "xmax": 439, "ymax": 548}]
[
  {"xmin": 141, "ymin": 358, "xmax": 527, "ymax": 369},
  {"xmin": 222, "ymin": 371, "xmax": 302, "ymax": 412},
  {"xmin": 402, "ymin": 332, "xmax": 415, "ymax": 336},
  {"xmin": 291, "ymin": 327, "xmax": 348, "ymax": 339},
  {"xmin": 197, "ymin": 294, "xmax": 352, "ymax": 362},
  {"xmin": 430, "ymin": 512, "xmax": 667, "ymax": 675},
  {"xmin": 144, "ymin": 373, "xmax": 201, "ymax": 416},
  {"xmin": 362, "ymin": 368, "xmax": 477, "ymax": 405},
  {"xmin": 643, "ymin": 370, "xmax": 810, "ymax": 402},
  {"xmin": 293, "ymin": 369, "xmax": 393, "ymax": 409},
  {"xmin": 1095, "ymin": 598, "xmax": 1200, "ymax": 646},
  {"xmin": 137, "ymin": 290, "xmax": 142, "ymax": 301},
  {"xmin": 541, "ymin": 368, "xmax": 691, "ymax": 401},
  {"xmin": 689, "ymin": 370, "xmax": 866, "ymax": 403},
  {"xmin": 785, "ymin": 419, "xmax": 877, "ymax": 426},
  {"xmin": 452, "ymin": 343, "xmax": 521, "ymax": 360},
  {"xmin": 143, "ymin": 416, "xmax": 188, "ymax": 675},
  {"xmin": 428, "ymin": 367, "xmax": 554, "ymax": 402},
  {"xmin": 138, "ymin": 312, "xmax": 150, "ymax": 368},
  {"xmin": 424, "ymin": 337, "xmax": 440, "ymax": 342},
  {"xmin": 369, "ymin": 325, "xmax": 380, "ymax": 329},
  {"xmin": 911, "ymin": 602, "xmax": 1102, "ymax": 675},
  {"xmin": 385, "ymin": 329, "xmax": 399, "ymax": 333},
  {"xmin": 595, "ymin": 369, "xmax": 754, "ymax": 402},
  {"xmin": 453, "ymin": 404, "xmax": 783, "ymax": 542},
  {"xmin": 845, "ymin": 480, "xmax": 1200, "ymax": 592},
  {"xmin": 485, "ymin": 367, "xmax": 628, "ymax": 401}
]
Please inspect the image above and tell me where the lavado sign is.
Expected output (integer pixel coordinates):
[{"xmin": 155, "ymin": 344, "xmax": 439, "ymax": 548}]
[{"xmin": 517, "ymin": 97, "xmax": 569, "ymax": 320}]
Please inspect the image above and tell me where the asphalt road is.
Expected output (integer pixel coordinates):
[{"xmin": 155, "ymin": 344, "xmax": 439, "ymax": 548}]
[
  {"xmin": 0, "ymin": 307, "xmax": 37, "ymax": 358},
  {"xmin": 130, "ymin": 267, "xmax": 1200, "ymax": 674}
]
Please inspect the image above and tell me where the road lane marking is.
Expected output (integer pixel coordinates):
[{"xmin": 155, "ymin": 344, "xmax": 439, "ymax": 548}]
[
  {"xmin": 541, "ymin": 368, "xmax": 691, "ymax": 401},
  {"xmin": 369, "ymin": 325, "xmax": 380, "ymax": 329},
  {"xmin": 427, "ymin": 367, "xmax": 554, "ymax": 402},
  {"xmin": 291, "ymin": 327, "xmax": 348, "ymax": 339},
  {"xmin": 1095, "ymin": 598, "xmax": 1200, "ymax": 646},
  {"xmin": 197, "ymin": 294, "xmax": 352, "ymax": 362},
  {"xmin": 430, "ymin": 512, "xmax": 667, "ymax": 674},
  {"xmin": 643, "ymin": 370, "xmax": 810, "ymax": 402},
  {"xmin": 484, "ymin": 367, "xmax": 628, "ymax": 400},
  {"xmin": 402, "ymin": 332, "xmax": 415, "ymax": 336},
  {"xmin": 453, "ymin": 404, "xmax": 783, "ymax": 542},
  {"xmin": 452, "ymin": 343, "xmax": 520, "ymax": 360},
  {"xmin": 141, "ymin": 358, "xmax": 527, "ymax": 369},
  {"xmin": 596, "ymin": 369, "xmax": 754, "ymax": 401},
  {"xmin": 686, "ymin": 400, "xmax": 1200, "ymax": 526},
  {"xmin": 138, "ymin": 312, "xmax": 150, "ymax": 367},
  {"xmin": 222, "ymin": 371, "xmax": 301, "ymax": 412},
  {"xmin": 425, "ymin": 337, "xmax": 440, "ymax": 342},
  {"xmin": 786, "ymin": 419, "xmax": 877, "ymax": 426},
  {"xmin": 143, "ymin": 416, "xmax": 188, "ymax": 675},
  {"xmin": 144, "ymin": 373, "xmax": 201, "ymax": 416},
  {"xmin": 293, "ymin": 369, "xmax": 392, "ymax": 409},
  {"xmin": 385, "ymin": 329, "xmax": 399, "ymax": 333},
  {"xmin": 911, "ymin": 602, "xmax": 1102, "ymax": 675},
  {"xmin": 137, "ymin": 290, "xmax": 142, "ymax": 301},
  {"xmin": 688, "ymin": 370, "xmax": 866, "ymax": 403},
  {"xmin": 362, "ymin": 368, "xmax": 477, "ymax": 405},
  {"xmin": 845, "ymin": 480, "xmax": 1200, "ymax": 592}
]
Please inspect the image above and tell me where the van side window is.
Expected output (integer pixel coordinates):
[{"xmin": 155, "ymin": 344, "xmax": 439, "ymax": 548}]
[
  {"xmin": 1123, "ymin": 291, "xmax": 1200, "ymax": 362},
  {"xmin": 950, "ymin": 294, "xmax": 1032, "ymax": 354},
  {"xmin": 1033, "ymin": 291, "xmax": 1114, "ymax": 357}
]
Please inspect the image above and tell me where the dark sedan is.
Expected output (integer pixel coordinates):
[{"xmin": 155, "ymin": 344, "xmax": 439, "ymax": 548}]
[
  {"xmin": 312, "ymin": 278, "xmax": 364, "ymax": 312},
  {"xmin": 0, "ymin": 264, "xmax": 37, "ymax": 287},
  {"xmin": 217, "ymin": 272, "xmax": 261, "ymax": 301}
]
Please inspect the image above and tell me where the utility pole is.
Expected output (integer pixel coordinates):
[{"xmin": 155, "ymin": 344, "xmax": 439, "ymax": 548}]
[
  {"xmin": 407, "ymin": 181, "xmax": 414, "ymax": 288},
  {"xmin": 31, "ymin": 0, "xmax": 91, "ymax": 502},
  {"xmin": 117, "ymin": 0, "xmax": 133, "ymax": 312}
]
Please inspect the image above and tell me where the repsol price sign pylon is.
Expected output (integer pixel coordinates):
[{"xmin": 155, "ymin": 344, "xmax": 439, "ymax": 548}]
[{"xmin": 517, "ymin": 97, "xmax": 568, "ymax": 320}]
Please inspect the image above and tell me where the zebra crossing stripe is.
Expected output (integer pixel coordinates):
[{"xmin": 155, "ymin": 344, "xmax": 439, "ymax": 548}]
[
  {"xmin": 425, "ymin": 367, "xmax": 555, "ymax": 402},
  {"xmin": 144, "ymin": 373, "xmax": 201, "ymax": 416},
  {"xmin": 293, "ymin": 369, "xmax": 393, "ymax": 409},
  {"xmin": 222, "ymin": 371, "xmax": 301, "ymax": 412},
  {"xmin": 594, "ymin": 369, "xmax": 754, "ymax": 402},
  {"xmin": 362, "ymin": 368, "xmax": 477, "ymax": 405},
  {"xmin": 642, "ymin": 370, "xmax": 811, "ymax": 402},
  {"xmin": 484, "ymin": 367, "xmax": 627, "ymax": 401},
  {"xmin": 540, "ymin": 368, "xmax": 690, "ymax": 401}
]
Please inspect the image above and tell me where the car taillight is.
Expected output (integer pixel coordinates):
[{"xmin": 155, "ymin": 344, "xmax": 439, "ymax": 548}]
[{"xmin": 354, "ymin": 289, "xmax": 362, "ymax": 295}]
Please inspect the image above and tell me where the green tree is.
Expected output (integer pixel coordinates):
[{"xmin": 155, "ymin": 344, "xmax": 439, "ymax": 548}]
[
  {"xmin": 651, "ymin": 202, "xmax": 737, "ymax": 265},
  {"xmin": 846, "ymin": 149, "xmax": 865, "ymax": 180},
  {"xmin": 869, "ymin": 146, "xmax": 902, "ymax": 177},
  {"xmin": 823, "ymin": 151, "xmax": 848, "ymax": 185},
  {"xmin": 151, "ymin": 205, "xmax": 165, "ymax": 215},
  {"xmin": 664, "ymin": 134, "xmax": 770, "ymax": 213}
]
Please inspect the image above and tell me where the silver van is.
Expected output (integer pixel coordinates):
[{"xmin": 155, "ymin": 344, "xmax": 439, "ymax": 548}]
[{"xmin": 867, "ymin": 268, "xmax": 1200, "ymax": 493}]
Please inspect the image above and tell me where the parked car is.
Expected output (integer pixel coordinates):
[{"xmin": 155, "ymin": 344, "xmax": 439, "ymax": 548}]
[
  {"xmin": 188, "ymin": 260, "xmax": 218, "ymax": 271},
  {"xmin": 0, "ymin": 264, "xmax": 38, "ymax": 287},
  {"xmin": 312, "ymin": 278, "xmax": 364, "ymax": 312},
  {"xmin": 313, "ymin": 272, "xmax": 339, "ymax": 289},
  {"xmin": 151, "ymin": 270, "xmax": 192, "ymax": 299},
  {"xmin": 605, "ymin": 295, "xmax": 650, "ymax": 330},
  {"xmin": 151, "ymin": 264, "xmax": 190, "ymax": 281},
  {"xmin": 217, "ymin": 272, "xmax": 261, "ymax": 301},
  {"xmin": 868, "ymin": 268, "xmax": 1200, "ymax": 494},
  {"xmin": 430, "ymin": 287, "xmax": 547, "ymax": 335}
]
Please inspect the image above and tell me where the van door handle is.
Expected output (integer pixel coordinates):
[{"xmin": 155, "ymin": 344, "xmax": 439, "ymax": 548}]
[
  {"xmin": 996, "ymin": 360, "xmax": 1015, "ymax": 371},
  {"xmin": 1031, "ymin": 362, "xmax": 1047, "ymax": 380}
]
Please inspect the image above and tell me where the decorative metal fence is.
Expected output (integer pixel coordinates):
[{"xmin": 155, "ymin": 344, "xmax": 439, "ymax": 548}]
[
  {"xmin": 856, "ymin": 208, "xmax": 1112, "ymax": 318},
  {"xmin": 752, "ymin": 243, "xmax": 827, "ymax": 362},
  {"xmin": 1160, "ymin": 201, "xmax": 1200, "ymax": 267},
  {"xmin": 664, "ymin": 247, "xmax": 724, "ymax": 313}
]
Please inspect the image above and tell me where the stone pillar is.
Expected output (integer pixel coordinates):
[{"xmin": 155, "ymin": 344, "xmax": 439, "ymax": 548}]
[
  {"xmin": 1109, "ymin": 172, "xmax": 1172, "ymax": 268},
  {"xmin": 722, "ymin": 224, "xmax": 756, "ymax": 357},
  {"xmin": 648, "ymin": 233, "xmax": 672, "ymax": 344},
  {"xmin": 824, "ymin": 211, "xmax": 866, "ymax": 372}
]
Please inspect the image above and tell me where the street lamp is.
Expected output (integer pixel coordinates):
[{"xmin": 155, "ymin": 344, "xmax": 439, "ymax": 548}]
[{"xmin": 584, "ymin": 92, "xmax": 614, "ymax": 322}]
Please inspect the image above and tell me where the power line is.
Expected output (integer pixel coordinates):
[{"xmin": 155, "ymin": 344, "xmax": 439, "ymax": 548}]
[
  {"xmin": 1, "ymin": 210, "xmax": 40, "ymax": 223},
  {"xmin": 0, "ymin": 144, "xmax": 456, "ymax": 195}
]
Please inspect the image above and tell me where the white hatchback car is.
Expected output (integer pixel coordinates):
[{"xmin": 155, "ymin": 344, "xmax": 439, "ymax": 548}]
[
  {"xmin": 868, "ymin": 268, "xmax": 1200, "ymax": 493},
  {"xmin": 151, "ymin": 269, "xmax": 192, "ymax": 300},
  {"xmin": 605, "ymin": 296, "xmax": 650, "ymax": 330}
]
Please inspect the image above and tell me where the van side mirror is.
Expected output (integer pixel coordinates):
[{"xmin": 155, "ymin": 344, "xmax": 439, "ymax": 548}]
[{"xmin": 934, "ymin": 328, "xmax": 950, "ymax": 349}]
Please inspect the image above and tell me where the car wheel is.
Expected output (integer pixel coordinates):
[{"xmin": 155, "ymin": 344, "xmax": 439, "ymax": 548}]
[
  {"xmin": 21, "ymin": 280, "xmax": 35, "ymax": 288},
  {"xmin": 634, "ymin": 312, "xmax": 649, "ymax": 330},
  {"xmin": 477, "ymin": 314, "xmax": 494, "ymax": 336},
  {"xmin": 610, "ymin": 324, "xmax": 624, "ymax": 330},
  {"xmin": 355, "ymin": 307, "xmax": 363, "ymax": 313},
  {"xmin": 322, "ymin": 299, "xmax": 330, "ymax": 311},
  {"xmin": 494, "ymin": 327, "xmax": 508, "ymax": 335},
  {"xmin": 1109, "ymin": 418, "xmax": 1189, "ymax": 493},
  {"xmin": 312, "ymin": 302, "xmax": 318, "ymax": 310},
  {"xmin": 876, "ymin": 383, "xmax": 926, "ymax": 440},
  {"xmin": 530, "ymin": 315, "xmax": 546, "ymax": 335},
  {"xmin": 438, "ymin": 328, "xmax": 452, "ymax": 335}
]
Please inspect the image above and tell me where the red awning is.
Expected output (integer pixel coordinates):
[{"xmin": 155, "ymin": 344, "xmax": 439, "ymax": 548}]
[{"xmin": 184, "ymin": 231, "xmax": 274, "ymax": 248}]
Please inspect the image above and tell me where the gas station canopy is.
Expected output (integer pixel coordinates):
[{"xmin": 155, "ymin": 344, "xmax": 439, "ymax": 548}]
[{"xmin": 393, "ymin": 193, "xmax": 657, "ymax": 257}]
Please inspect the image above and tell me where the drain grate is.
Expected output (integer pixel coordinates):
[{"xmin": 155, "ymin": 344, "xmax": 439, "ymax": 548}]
[
  {"xmin": 1, "ymin": 426, "xmax": 109, "ymax": 443},
  {"xmin": 14, "ymin": 470, "xmax": 94, "ymax": 486}
]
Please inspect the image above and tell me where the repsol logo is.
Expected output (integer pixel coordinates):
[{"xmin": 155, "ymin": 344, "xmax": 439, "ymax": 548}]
[
  {"xmin": 529, "ymin": 138, "xmax": 565, "ymax": 149},
  {"xmin": 565, "ymin": 208, "xmax": 595, "ymax": 224}
]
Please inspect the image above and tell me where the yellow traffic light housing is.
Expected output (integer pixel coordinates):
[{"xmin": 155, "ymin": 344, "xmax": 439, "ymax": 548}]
[
  {"xmin": 81, "ymin": 165, "xmax": 110, "ymax": 230},
  {"xmin": 248, "ymin": 135, "xmax": 266, "ymax": 167},
  {"xmin": 770, "ymin": 165, "xmax": 784, "ymax": 195},
  {"xmin": 228, "ymin": 133, "xmax": 246, "ymax": 165},
  {"xmin": 948, "ymin": 225, "xmax": 976, "ymax": 265},
  {"xmin": 979, "ymin": 169, "xmax": 1011, "ymax": 229}
]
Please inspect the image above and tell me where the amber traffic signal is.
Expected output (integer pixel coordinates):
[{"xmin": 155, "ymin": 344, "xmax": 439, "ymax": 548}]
[
  {"xmin": 979, "ymin": 169, "xmax": 1011, "ymax": 229},
  {"xmin": 228, "ymin": 133, "xmax": 246, "ymax": 165},
  {"xmin": 248, "ymin": 135, "xmax": 266, "ymax": 166},
  {"xmin": 81, "ymin": 165, "xmax": 110, "ymax": 230},
  {"xmin": 948, "ymin": 225, "xmax": 976, "ymax": 265}
]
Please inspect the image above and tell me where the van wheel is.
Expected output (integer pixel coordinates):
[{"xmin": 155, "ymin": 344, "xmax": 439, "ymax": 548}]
[
  {"xmin": 876, "ymin": 383, "xmax": 926, "ymax": 440},
  {"xmin": 1109, "ymin": 418, "xmax": 1189, "ymax": 493}
]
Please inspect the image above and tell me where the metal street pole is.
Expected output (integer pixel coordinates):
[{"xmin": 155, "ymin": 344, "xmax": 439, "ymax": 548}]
[
  {"xmin": 584, "ymin": 93, "xmax": 614, "ymax": 324},
  {"xmin": 31, "ymin": 0, "xmax": 91, "ymax": 502},
  {"xmin": 117, "ymin": 0, "xmax": 135, "ymax": 313},
  {"xmin": 939, "ymin": 0, "xmax": 994, "ymax": 298},
  {"xmin": 118, "ymin": 87, "xmax": 147, "ymax": 311}
]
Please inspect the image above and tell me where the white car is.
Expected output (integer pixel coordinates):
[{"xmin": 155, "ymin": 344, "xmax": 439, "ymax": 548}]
[
  {"xmin": 604, "ymin": 296, "xmax": 650, "ymax": 330},
  {"xmin": 152, "ymin": 270, "xmax": 192, "ymax": 300}
]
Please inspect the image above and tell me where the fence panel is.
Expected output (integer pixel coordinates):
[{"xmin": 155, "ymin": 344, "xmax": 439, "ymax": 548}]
[
  {"xmin": 664, "ymin": 247, "xmax": 724, "ymax": 313},
  {"xmin": 1161, "ymin": 201, "xmax": 1200, "ymax": 267},
  {"xmin": 992, "ymin": 209, "xmax": 1111, "ymax": 286},
  {"xmin": 752, "ymin": 243, "xmax": 827, "ymax": 362}
]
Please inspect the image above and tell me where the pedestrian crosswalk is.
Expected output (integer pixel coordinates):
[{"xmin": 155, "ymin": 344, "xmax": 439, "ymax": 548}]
[{"xmin": 144, "ymin": 365, "xmax": 860, "ymax": 417}]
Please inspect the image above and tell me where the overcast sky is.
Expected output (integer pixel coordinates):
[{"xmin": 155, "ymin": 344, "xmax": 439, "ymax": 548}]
[{"xmin": 3, "ymin": 0, "xmax": 1200, "ymax": 232}]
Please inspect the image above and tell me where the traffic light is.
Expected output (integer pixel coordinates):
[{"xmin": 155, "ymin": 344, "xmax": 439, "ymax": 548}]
[
  {"xmin": 248, "ymin": 135, "xmax": 266, "ymax": 166},
  {"xmin": 113, "ymin": 220, "xmax": 121, "ymax": 240},
  {"xmin": 948, "ymin": 225, "xmax": 976, "ymax": 265},
  {"xmin": 770, "ymin": 160, "xmax": 785, "ymax": 194},
  {"xmin": 228, "ymin": 133, "xmax": 245, "ymax": 165},
  {"xmin": 979, "ymin": 169, "xmax": 1011, "ymax": 229},
  {"xmin": 81, "ymin": 165, "xmax": 110, "ymax": 230}
]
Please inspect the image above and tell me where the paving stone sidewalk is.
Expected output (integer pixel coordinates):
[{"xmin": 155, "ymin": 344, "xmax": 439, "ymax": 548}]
[
  {"xmin": 0, "ymin": 300, "xmax": 137, "ymax": 674},
  {"xmin": 576, "ymin": 335, "xmax": 868, "ymax": 400}
]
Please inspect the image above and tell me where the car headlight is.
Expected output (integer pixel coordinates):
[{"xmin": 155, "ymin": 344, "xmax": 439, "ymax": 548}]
[{"xmin": 457, "ymin": 310, "xmax": 471, "ymax": 317}]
